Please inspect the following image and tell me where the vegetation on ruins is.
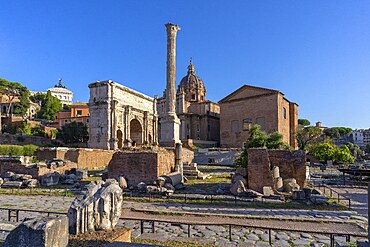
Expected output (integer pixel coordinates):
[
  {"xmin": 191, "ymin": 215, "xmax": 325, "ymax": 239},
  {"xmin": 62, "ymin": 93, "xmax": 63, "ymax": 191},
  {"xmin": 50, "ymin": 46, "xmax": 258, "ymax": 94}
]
[
  {"xmin": 235, "ymin": 125, "xmax": 290, "ymax": 168},
  {"xmin": 58, "ymin": 121, "xmax": 89, "ymax": 143},
  {"xmin": 0, "ymin": 144, "xmax": 38, "ymax": 156},
  {"xmin": 311, "ymin": 141, "xmax": 354, "ymax": 164},
  {"xmin": 30, "ymin": 91, "xmax": 62, "ymax": 120},
  {"xmin": 0, "ymin": 78, "xmax": 30, "ymax": 116},
  {"xmin": 298, "ymin": 118, "xmax": 311, "ymax": 126}
]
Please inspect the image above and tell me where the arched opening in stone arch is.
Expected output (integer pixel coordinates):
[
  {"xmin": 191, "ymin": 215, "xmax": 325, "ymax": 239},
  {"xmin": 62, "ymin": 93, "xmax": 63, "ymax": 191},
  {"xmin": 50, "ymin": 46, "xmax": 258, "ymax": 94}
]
[
  {"xmin": 117, "ymin": 129, "xmax": 123, "ymax": 149},
  {"xmin": 130, "ymin": 119, "xmax": 143, "ymax": 145}
]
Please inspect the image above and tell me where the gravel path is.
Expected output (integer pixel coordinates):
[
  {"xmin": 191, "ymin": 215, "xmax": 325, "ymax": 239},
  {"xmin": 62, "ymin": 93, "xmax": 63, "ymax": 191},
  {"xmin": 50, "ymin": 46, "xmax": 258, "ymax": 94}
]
[{"xmin": 330, "ymin": 186, "xmax": 368, "ymax": 217}]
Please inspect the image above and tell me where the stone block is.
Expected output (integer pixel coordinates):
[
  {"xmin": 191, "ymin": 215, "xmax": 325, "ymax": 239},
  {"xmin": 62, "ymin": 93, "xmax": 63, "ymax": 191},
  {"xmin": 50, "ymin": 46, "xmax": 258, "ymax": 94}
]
[
  {"xmin": 292, "ymin": 190, "xmax": 306, "ymax": 200},
  {"xmin": 117, "ymin": 176, "xmax": 127, "ymax": 189},
  {"xmin": 75, "ymin": 169, "xmax": 88, "ymax": 179},
  {"xmin": 3, "ymin": 216, "xmax": 68, "ymax": 247},
  {"xmin": 231, "ymin": 174, "xmax": 247, "ymax": 185},
  {"xmin": 41, "ymin": 172, "xmax": 60, "ymax": 186},
  {"xmin": 137, "ymin": 182, "xmax": 147, "ymax": 192},
  {"xmin": 230, "ymin": 179, "xmax": 246, "ymax": 195},
  {"xmin": 275, "ymin": 177, "xmax": 283, "ymax": 192},
  {"xmin": 263, "ymin": 186, "xmax": 274, "ymax": 196},
  {"xmin": 164, "ymin": 183, "xmax": 175, "ymax": 191},
  {"xmin": 303, "ymin": 188, "xmax": 312, "ymax": 199},
  {"xmin": 3, "ymin": 171, "xmax": 15, "ymax": 178},
  {"xmin": 272, "ymin": 166, "xmax": 280, "ymax": 179},
  {"xmin": 283, "ymin": 178, "xmax": 300, "ymax": 193},
  {"xmin": 24, "ymin": 179, "xmax": 38, "ymax": 188},
  {"xmin": 1, "ymin": 181, "xmax": 22, "ymax": 188}
]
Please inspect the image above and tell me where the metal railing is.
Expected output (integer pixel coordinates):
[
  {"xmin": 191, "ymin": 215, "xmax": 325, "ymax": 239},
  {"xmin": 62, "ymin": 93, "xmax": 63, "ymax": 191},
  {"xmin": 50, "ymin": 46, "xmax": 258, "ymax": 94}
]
[
  {"xmin": 120, "ymin": 217, "xmax": 366, "ymax": 247},
  {"xmin": 316, "ymin": 184, "xmax": 352, "ymax": 209}
]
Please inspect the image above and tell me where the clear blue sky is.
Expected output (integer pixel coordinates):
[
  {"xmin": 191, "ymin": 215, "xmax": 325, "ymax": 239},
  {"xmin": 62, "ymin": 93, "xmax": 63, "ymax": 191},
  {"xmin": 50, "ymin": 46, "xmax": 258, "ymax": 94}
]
[{"xmin": 1, "ymin": 1, "xmax": 369, "ymax": 129}]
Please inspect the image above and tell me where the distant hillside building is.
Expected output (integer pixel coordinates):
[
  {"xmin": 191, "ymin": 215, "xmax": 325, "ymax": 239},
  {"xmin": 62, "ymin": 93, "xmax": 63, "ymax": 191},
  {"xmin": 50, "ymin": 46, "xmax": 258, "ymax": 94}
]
[
  {"xmin": 218, "ymin": 85, "xmax": 298, "ymax": 148},
  {"xmin": 52, "ymin": 102, "xmax": 90, "ymax": 129},
  {"xmin": 157, "ymin": 59, "xmax": 220, "ymax": 147},
  {"xmin": 350, "ymin": 130, "xmax": 365, "ymax": 147},
  {"xmin": 48, "ymin": 79, "xmax": 73, "ymax": 106}
]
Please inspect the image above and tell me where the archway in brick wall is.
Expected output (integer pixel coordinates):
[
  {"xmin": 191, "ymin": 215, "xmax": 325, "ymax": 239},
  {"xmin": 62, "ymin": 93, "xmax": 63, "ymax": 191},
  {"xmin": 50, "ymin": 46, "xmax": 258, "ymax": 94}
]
[{"xmin": 130, "ymin": 119, "xmax": 143, "ymax": 145}]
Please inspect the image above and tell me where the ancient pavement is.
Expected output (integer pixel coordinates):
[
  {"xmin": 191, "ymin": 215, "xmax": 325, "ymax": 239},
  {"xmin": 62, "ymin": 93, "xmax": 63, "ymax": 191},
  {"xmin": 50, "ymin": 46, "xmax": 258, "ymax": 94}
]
[{"xmin": 0, "ymin": 195, "xmax": 368, "ymax": 246}]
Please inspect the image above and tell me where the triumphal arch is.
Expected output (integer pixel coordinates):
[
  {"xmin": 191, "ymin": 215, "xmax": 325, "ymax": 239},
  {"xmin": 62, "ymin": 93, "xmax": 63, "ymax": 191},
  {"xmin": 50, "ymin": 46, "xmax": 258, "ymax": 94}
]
[{"xmin": 88, "ymin": 80, "xmax": 158, "ymax": 150}]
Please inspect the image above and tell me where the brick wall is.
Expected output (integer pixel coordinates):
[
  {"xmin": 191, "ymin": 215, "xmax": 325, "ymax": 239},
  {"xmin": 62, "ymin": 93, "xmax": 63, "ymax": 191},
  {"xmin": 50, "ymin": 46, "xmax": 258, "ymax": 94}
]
[
  {"xmin": 35, "ymin": 148, "xmax": 114, "ymax": 170},
  {"xmin": 107, "ymin": 149, "xmax": 175, "ymax": 186},
  {"xmin": 247, "ymin": 148, "xmax": 306, "ymax": 193}
]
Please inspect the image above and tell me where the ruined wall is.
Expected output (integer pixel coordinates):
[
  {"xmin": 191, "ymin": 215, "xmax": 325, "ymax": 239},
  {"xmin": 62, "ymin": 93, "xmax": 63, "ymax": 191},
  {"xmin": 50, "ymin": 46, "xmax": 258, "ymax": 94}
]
[
  {"xmin": 247, "ymin": 148, "xmax": 306, "ymax": 193},
  {"xmin": 35, "ymin": 148, "xmax": 114, "ymax": 170},
  {"xmin": 182, "ymin": 147, "xmax": 194, "ymax": 164},
  {"xmin": 0, "ymin": 161, "xmax": 77, "ymax": 178},
  {"xmin": 107, "ymin": 149, "xmax": 175, "ymax": 186}
]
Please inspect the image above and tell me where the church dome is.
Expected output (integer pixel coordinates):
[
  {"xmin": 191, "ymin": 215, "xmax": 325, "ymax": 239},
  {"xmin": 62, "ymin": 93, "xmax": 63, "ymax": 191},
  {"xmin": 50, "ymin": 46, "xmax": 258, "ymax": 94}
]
[{"xmin": 178, "ymin": 59, "xmax": 206, "ymax": 102}]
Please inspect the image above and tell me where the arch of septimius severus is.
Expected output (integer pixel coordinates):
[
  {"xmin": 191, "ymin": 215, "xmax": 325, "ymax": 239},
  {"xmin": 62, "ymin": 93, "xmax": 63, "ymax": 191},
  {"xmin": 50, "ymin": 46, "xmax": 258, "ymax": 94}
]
[{"xmin": 87, "ymin": 80, "xmax": 158, "ymax": 150}]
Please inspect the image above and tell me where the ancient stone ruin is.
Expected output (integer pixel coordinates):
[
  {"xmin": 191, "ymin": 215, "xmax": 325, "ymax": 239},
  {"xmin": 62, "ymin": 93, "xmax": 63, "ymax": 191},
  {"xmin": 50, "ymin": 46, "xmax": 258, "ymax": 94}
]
[
  {"xmin": 247, "ymin": 148, "xmax": 307, "ymax": 195},
  {"xmin": 3, "ymin": 216, "xmax": 69, "ymax": 247},
  {"xmin": 68, "ymin": 180, "xmax": 123, "ymax": 235}
]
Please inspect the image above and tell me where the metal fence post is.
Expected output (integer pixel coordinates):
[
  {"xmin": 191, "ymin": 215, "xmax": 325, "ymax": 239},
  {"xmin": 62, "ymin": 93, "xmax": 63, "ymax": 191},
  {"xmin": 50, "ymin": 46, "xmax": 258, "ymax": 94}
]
[
  {"xmin": 269, "ymin": 228, "xmax": 272, "ymax": 245},
  {"xmin": 188, "ymin": 224, "xmax": 191, "ymax": 237},
  {"xmin": 229, "ymin": 225, "xmax": 232, "ymax": 241},
  {"xmin": 140, "ymin": 220, "xmax": 144, "ymax": 234}
]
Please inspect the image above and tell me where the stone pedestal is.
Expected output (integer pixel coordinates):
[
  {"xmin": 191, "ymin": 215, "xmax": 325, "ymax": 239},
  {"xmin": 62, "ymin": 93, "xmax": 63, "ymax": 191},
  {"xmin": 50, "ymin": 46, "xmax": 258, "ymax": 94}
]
[{"xmin": 159, "ymin": 113, "xmax": 180, "ymax": 147}]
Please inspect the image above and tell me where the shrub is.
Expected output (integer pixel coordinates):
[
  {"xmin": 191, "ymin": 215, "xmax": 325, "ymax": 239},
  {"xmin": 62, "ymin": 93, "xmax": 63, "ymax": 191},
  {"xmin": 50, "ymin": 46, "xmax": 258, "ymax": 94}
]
[{"xmin": 0, "ymin": 144, "xmax": 39, "ymax": 156}]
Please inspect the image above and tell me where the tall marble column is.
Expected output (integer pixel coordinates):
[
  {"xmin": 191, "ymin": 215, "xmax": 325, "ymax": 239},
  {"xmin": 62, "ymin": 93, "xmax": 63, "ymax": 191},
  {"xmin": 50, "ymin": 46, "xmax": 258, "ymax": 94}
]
[{"xmin": 159, "ymin": 23, "xmax": 181, "ymax": 147}]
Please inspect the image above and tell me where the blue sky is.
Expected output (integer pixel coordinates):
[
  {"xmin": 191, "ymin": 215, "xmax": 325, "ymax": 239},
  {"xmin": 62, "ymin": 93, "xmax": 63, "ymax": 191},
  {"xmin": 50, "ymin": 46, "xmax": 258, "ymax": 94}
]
[{"xmin": 1, "ymin": 1, "xmax": 369, "ymax": 129}]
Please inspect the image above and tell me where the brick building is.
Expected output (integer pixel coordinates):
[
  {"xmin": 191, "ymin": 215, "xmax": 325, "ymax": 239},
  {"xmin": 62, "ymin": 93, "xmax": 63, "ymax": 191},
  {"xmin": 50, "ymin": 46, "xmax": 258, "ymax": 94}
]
[
  {"xmin": 53, "ymin": 102, "xmax": 90, "ymax": 129},
  {"xmin": 219, "ymin": 85, "xmax": 298, "ymax": 148}
]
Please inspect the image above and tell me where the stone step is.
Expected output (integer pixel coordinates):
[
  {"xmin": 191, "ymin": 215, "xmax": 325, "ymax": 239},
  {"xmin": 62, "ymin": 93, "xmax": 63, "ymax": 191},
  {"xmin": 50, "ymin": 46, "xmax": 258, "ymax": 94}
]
[{"xmin": 183, "ymin": 171, "xmax": 200, "ymax": 176}]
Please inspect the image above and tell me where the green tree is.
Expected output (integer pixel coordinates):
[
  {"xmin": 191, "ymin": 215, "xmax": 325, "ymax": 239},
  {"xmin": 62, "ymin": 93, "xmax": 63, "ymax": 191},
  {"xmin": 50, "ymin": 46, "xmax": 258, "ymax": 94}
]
[
  {"xmin": 311, "ymin": 142, "xmax": 336, "ymax": 163},
  {"xmin": 334, "ymin": 145, "xmax": 355, "ymax": 164},
  {"xmin": 235, "ymin": 125, "xmax": 290, "ymax": 168},
  {"xmin": 298, "ymin": 119, "xmax": 311, "ymax": 126},
  {"xmin": 296, "ymin": 126, "xmax": 322, "ymax": 150},
  {"xmin": 323, "ymin": 127, "xmax": 352, "ymax": 139},
  {"xmin": 0, "ymin": 78, "xmax": 30, "ymax": 116},
  {"xmin": 343, "ymin": 142, "xmax": 362, "ymax": 158},
  {"xmin": 366, "ymin": 144, "xmax": 370, "ymax": 154},
  {"xmin": 58, "ymin": 121, "xmax": 89, "ymax": 144},
  {"xmin": 34, "ymin": 91, "xmax": 62, "ymax": 120}
]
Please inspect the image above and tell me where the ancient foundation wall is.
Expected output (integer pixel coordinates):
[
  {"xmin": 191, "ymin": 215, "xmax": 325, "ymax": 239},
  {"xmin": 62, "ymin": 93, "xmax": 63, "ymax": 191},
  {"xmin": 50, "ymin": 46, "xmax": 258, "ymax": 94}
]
[
  {"xmin": 36, "ymin": 148, "xmax": 114, "ymax": 170},
  {"xmin": 247, "ymin": 148, "xmax": 306, "ymax": 193},
  {"xmin": 0, "ymin": 134, "xmax": 54, "ymax": 146},
  {"xmin": 107, "ymin": 149, "xmax": 175, "ymax": 186},
  {"xmin": 182, "ymin": 147, "xmax": 194, "ymax": 164},
  {"xmin": 0, "ymin": 161, "xmax": 77, "ymax": 179}
]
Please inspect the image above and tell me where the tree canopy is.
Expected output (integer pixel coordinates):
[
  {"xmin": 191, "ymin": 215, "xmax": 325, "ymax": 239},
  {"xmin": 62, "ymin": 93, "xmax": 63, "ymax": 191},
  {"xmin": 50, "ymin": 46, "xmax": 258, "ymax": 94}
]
[
  {"xmin": 235, "ymin": 125, "xmax": 290, "ymax": 168},
  {"xmin": 298, "ymin": 119, "xmax": 311, "ymax": 126},
  {"xmin": 311, "ymin": 141, "xmax": 354, "ymax": 164},
  {"xmin": 31, "ymin": 91, "xmax": 62, "ymax": 120},
  {"xmin": 296, "ymin": 126, "xmax": 322, "ymax": 150},
  {"xmin": 323, "ymin": 127, "xmax": 352, "ymax": 139},
  {"xmin": 58, "ymin": 121, "xmax": 89, "ymax": 144},
  {"xmin": 0, "ymin": 78, "xmax": 30, "ymax": 116}
]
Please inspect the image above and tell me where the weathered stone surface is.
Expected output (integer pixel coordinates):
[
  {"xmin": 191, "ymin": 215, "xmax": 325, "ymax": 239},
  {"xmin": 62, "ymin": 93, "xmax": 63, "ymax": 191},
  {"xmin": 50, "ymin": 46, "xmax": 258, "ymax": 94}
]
[
  {"xmin": 24, "ymin": 179, "xmax": 38, "ymax": 188},
  {"xmin": 263, "ymin": 186, "xmax": 274, "ymax": 196},
  {"xmin": 248, "ymin": 148, "xmax": 306, "ymax": 193},
  {"xmin": 1, "ymin": 181, "xmax": 22, "ymax": 188},
  {"xmin": 3, "ymin": 171, "xmax": 15, "ymax": 178},
  {"xmin": 0, "ymin": 177, "xmax": 3, "ymax": 186},
  {"xmin": 41, "ymin": 172, "xmax": 60, "ymax": 186},
  {"xmin": 3, "ymin": 216, "xmax": 68, "ymax": 247},
  {"xmin": 230, "ymin": 179, "xmax": 246, "ymax": 195},
  {"xmin": 292, "ymin": 190, "xmax": 306, "ymax": 200},
  {"xmin": 164, "ymin": 183, "xmax": 175, "ymax": 191},
  {"xmin": 117, "ymin": 176, "xmax": 128, "ymax": 189},
  {"xmin": 231, "ymin": 174, "xmax": 247, "ymax": 185},
  {"xmin": 68, "ymin": 180, "xmax": 123, "ymax": 235},
  {"xmin": 75, "ymin": 169, "xmax": 88, "ymax": 179},
  {"xmin": 137, "ymin": 182, "xmax": 147, "ymax": 192},
  {"xmin": 283, "ymin": 178, "xmax": 300, "ymax": 193},
  {"xmin": 20, "ymin": 174, "xmax": 32, "ymax": 180}
]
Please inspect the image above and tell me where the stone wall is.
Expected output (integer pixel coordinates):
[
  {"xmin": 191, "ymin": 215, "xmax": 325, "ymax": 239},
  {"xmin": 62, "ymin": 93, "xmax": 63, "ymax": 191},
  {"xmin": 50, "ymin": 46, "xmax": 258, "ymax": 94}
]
[
  {"xmin": 247, "ymin": 148, "xmax": 306, "ymax": 193},
  {"xmin": 0, "ymin": 134, "xmax": 54, "ymax": 146},
  {"xmin": 182, "ymin": 147, "xmax": 194, "ymax": 164},
  {"xmin": 35, "ymin": 148, "xmax": 114, "ymax": 170},
  {"xmin": 0, "ymin": 158, "xmax": 77, "ymax": 179},
  {"xmin": 107, "ymin": 149, "xmax": 175, "ymax": 186}
]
